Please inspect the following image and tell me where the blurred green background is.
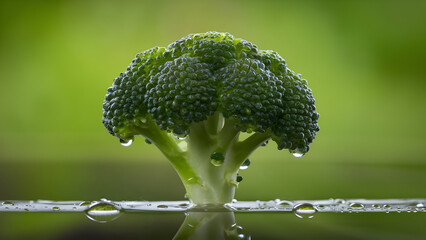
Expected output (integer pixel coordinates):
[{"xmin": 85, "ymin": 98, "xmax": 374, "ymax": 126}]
[{"xmin": 1, "ymin": 0, "xmax": 425, "ymax": 239}]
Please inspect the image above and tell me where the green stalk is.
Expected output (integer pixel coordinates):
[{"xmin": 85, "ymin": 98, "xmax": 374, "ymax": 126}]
[
  {"xmin": 136, "ymin": 114, "xmax": 270, "ymax": 205},
  {"xmin": 173, "ymin": 212, "xmax": 236, "ymax": 240}
]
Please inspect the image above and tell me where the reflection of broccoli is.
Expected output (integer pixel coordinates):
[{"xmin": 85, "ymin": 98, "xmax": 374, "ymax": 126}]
[{"xmin": 102, "ymin": 32, "xmax": 319, "ymax": 205}]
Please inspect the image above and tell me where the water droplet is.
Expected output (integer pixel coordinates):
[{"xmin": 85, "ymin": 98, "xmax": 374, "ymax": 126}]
[
  {"xmin": 261, "ymin": 140, "xmax": 269, "ymax": 147},
  {"xmin": 145, "ymin": 139, "xmax": 152, "ymax": 144},
  {"xmin": 2, "ymin": 201, "xmax": 14, "ymax": 206},
  {"xmin": 240, "ymin": 159, "xmax": 251, "ymax": 170},
  {"xmin": 210, "ymin": 158, "xmax": 224, "ymax": 166},
  {"xmin": 349, "ymin": 203, "xmax": 364, "ymax": 209},
  {"xmin": 175, "ymin": 135, "xmax": 186, "ymax": 140},
  {"xmin": 52, "ymin": 207, "xmax": 60, "ymax": 211},
  {"xmin": 157, "ymin": 205, "xmax": 168, "ymax": 209},
  {"xmin": 409, "ymin": 202, "xmax": 425, "ymax": 211},
  {"xmin": 415, "ymin": 203, "xmax": 425, "ymax": 212},
  {"xmin": 225, "ymin": 224, "xmax": 251, "ymax": 240},
  {"xmin": 187, "ymin": 177, "xmax": 199, "ymax": 184},
  {"xmin": 236, "ymin": 175, "xmax": 243, "ymax": 182},
  {"xmin": 210, "ymin": 152, "xmax": 225, "ymax": 160},
  {"xmin": 373, "ymin": 204, "xmax": 380, "ymax": 209},
  {"xmin": 231, "ymin": 199, "xmax": 238, "ymax": 203},
  {"xmin": 290, "ymin": 148, "xmax": 306, "ymax": 158},
  {"xmin": 277, "ymin": 200, "xmax": 293, "ymax": 208},
  {"xmin": 292, "ymin": 152, "xmax": 304, "ymax": 158},
  {"xmin": 120, "ymin": 138, "xmax": 133, "ymax": 147},
  {"xmin": 85, "ymin": 202, "xmax": 121, "ymax": 223},
  {"xmin": 383, "ymin": 205, "xmax": 392, "ymax": 213},
  {"xmin": 24, "ymin": 208, "xmax": 29, "ymax": 211},
  {"xmin": 210, "ymin": 152, "xmax": 225, "ymax": 166},
  {"xmin": 293, "ymin": 203, "xmax": 316, "ymax": 219},
  {"xmin": 79, "ymin": 201, "xmax": 92, "ymax": 207},
  {"xmin": 316, "ymin": 205, "xmax": 325, "ymax": 210}
]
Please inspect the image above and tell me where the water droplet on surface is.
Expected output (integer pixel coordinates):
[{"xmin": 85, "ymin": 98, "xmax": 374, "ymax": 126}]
[
  {"xmin": 79, "ymin": 201, "xmax": 92, "ymax": 207},
  {"xmin": 240, "ymin": 159, "xmax": 251, "ymax": 170},
  {"xmin": 225, "ymin": 224, "xmax": 251, "ymax": 240},
  {"xmin": 52, "ymin": 207, "xmax": 60, "ymax": 211},
  {"xmin": 85, "ymin": 202, "xmax": 121, "ymax": 223},
  {"xmin": 293, "ymin": 203, "xmax": 316, "ymax": 219},
  {"xmin": 277, "ymin": 200, "xmax": 293, "ymax": 208},
  {"xmin": 231, "ymin": 199, "xmax": 238, "ymax": 203},
  {"xmin": 145, "ymin": 139, "xmax": 152, "ymax": 144},
  {"xmin": 349, "ymin": 203, "xmax": 364, "ymax": 209},
  {"xmin": 408, "ymin": 202, "xmax": 425, "ymax": 211},
  {"xmin": 373, "ymin": 204, "xmax": 380, "ymax": 209},
  {"xmin": 210, "ymin": 152, "xmax": 225, "ymax": 166},
  {"xmin": 210, "ymin": 152, "xmax": 225, "ymax": 160},
  {"xmin": 157, "ymin": 205, "xmax": 168, "ymax": 209},
  {"xmin": 175, "ymin": 135, "xmax": 186, "ymax": 140},
  {"xmin": 120, "ymin": 138, "xmax": 133, "ymax": 147},
  {"xmin": 383, "ymin": 205, "xmax": 392, "ymax": 213},
  {"xmin": 210, "ymin": 158, "xmax": 224, "ymax": 166},
  {"xmin": 316, "ymin": 205, "xmax": 325, "ymax": 210},
  {"xmin": 415, "ymin": 203, "xmax": 425, "ymax": 212},
  {"xmin": 24, "ymin": 208, "xmax": 29, "ymax": 211},
  {"xmin": 2, "ymin": 201, "xmax": 14, "ymax": 206},
  {"xmin": 187, "ymin": 177, "xmax": 199, "ymax": 184},
  {"xmin": 236, "ymin": 175, "xmax": 243, "ymax": 182}
]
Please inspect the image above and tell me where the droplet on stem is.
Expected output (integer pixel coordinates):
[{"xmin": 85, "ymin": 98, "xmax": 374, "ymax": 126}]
[
  {"xmin": 240, "ymin": 159, "xmax": 251, "ymax": 170},
  {"xmin": 210, "ymin": 152, "xmax": 225, "ymax": 166}
]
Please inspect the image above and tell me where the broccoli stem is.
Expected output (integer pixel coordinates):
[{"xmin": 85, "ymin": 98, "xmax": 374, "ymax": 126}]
[
  {"xmin": 173, "ymin": 212, "xmax": 236, "ymax": 240},
  {"xmin": 139, "ymin": 113, "xmax": 270, "ymax": 205}
]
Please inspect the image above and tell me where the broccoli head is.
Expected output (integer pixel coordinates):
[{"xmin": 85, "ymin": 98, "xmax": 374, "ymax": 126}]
[{"xmin": 102, "ymin": 32, "xmax": 319, "ymax": 205}]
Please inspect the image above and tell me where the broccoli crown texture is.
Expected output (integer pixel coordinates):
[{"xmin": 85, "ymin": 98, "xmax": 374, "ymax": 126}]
[{"xmin": 102, "ymin": 32, "xmax": 319, "ymax": 153}]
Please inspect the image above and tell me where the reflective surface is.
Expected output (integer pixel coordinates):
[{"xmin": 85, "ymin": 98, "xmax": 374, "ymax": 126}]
[
  {"xmin": 1, "ymin": 198, "xmax": 425, "ymax": 239},
  {"xmin": 1, "ymin": 198, "xmax": 425, "ymax": 214}
]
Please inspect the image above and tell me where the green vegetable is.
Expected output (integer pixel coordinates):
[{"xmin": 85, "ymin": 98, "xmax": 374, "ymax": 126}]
[{"xmin": 102, "ymin": 32, "xmax": 319, "ymax": 205}]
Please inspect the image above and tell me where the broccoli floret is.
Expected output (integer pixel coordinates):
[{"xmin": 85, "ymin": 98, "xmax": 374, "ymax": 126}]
[{"xmin": 102, "ymin": 32, "xmax": 319, "ymax": 205}]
